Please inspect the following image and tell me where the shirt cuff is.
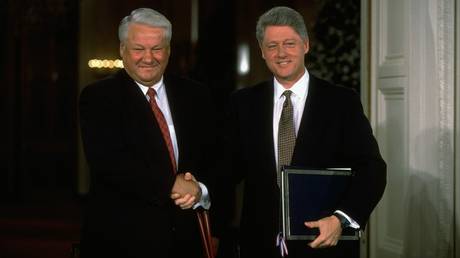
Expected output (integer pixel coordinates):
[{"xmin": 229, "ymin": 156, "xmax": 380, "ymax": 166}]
[
  {"xmin": 193, "ymin": 182, "xmax": 211, "ymax": 210},
  {"xmin": 334, "ymin": 210, "xmax": 360, "ymax": 229}
]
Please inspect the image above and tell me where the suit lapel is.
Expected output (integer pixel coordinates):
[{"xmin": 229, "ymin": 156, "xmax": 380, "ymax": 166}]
[
  {"xmin": 120, "ymin": 70, "xmax": 173, "ymax": 168},
  {"xmin": 292, "ymin": 75, "xmax": 320, "ymax": 164},
  {"xmin": 162, "ymin": 76, "xmax": 184, "ymax": 170},
  {"xmin": 258, "ymin": 81, "xmax": 277, "ymax": 173}
]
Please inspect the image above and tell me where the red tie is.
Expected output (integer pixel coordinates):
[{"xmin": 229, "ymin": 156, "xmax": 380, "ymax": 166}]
[{"xmin": 147, "ymin": 88, "xmax": 177, "ymax": 173}]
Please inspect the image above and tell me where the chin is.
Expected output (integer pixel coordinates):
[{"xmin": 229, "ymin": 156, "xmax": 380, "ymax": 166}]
[{"xmin": 275, "ymin": 73, "xmax": 294, "ymax": 80}]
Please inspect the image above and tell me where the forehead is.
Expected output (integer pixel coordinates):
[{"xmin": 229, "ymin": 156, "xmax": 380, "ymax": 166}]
[
  {"xmin": 127, "ymin": 23, "xmax": 166, "ymax": 41},
  {"xmin": 263, "ymin": 25, "xmax": 301, "ymax": 42}
]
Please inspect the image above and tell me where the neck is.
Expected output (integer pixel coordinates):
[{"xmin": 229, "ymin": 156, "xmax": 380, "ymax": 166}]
[{"xmin": 275, "ymin": 69, "xmax": 306, "ymax": 89}]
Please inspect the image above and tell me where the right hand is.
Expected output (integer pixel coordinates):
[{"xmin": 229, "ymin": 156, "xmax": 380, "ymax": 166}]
[{"xmin": 170, "ymin": 172, "xmax": 201, "ymax": 209}]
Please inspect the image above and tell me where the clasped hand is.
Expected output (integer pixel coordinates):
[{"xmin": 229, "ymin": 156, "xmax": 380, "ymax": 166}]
[
  {"xmin": 170, "ymin": 172, "xmax": 202, "ymax": 209},
  {"xmin": 304, "ymin": 215, "xmax": 342, "ymax": 248}
]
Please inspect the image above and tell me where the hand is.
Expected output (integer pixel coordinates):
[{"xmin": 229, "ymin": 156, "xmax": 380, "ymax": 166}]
[
  {"xmin": 304, "ymin": 215, "xmax": 342, "ymax": 248},
  {"xmin": 170, "ymin": 172, "xmax": 202, "ymax": 209}
]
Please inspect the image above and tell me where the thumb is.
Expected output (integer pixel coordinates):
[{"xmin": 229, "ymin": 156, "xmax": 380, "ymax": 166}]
[
  {"xmin": 184, "ymin": 172, "xmax": 197, "ymax": 182},
  {"xmin": 184, "ymin": 172, "xmax": 193, "ymax": 180}
]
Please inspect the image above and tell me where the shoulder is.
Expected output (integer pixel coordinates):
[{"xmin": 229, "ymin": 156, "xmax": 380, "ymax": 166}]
[
  {"xmin": 163, "ymin": 74, "xmax": 214, "ymax": 104},
  {"xmin": 164, "ymin": 74, "xmax": 208, "ymax": 92},
  {"xmin": 79, "ymin": 70, "xmax": 130, "ymax": 99},
  {"xmin": 309, "ymin": 75, "xmax": 360, "ymax": 104},
  {"xmin": 310, "ymin": 75, "xmax": 357, "ymax": 96},
  {"xmin": 231, "ymin": 80, "xmax": 272, "ymax": 103}
]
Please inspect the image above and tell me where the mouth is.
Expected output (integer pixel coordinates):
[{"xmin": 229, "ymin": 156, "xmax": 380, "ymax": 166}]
[
  {"xmin": 276, "ymin": 60, "xmax": 291, "ymax": 66},
  {"xmin": 138, "ymin": 65, "xmax": 157, "ymax": 70},
  {"xmin": 138, "ymin": 61, "xmax": 160, "ymax": 69}
]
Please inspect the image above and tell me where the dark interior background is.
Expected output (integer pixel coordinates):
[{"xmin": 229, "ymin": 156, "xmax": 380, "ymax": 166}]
[{"xmin": 0, "ymin": 0, "xmax": 361, "ymax": 257}]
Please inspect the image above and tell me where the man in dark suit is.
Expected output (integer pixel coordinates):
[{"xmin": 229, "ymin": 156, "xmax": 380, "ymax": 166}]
[
  {"xmin": 79, "ymin": 8, "xmax": 217, "ymax": 258},
  {"xmin": 226, "ymin": 6, "xmax": 386, "ymax": 258}
]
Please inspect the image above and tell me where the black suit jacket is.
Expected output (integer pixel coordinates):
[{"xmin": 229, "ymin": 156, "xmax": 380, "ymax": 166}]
[
  {"xmin": 228, "ymin": 75, "xmax": 386, "ymax": 258},
  {"xmin": 79, "ymin": 69, "xmax": 217, "ymax": 258}
]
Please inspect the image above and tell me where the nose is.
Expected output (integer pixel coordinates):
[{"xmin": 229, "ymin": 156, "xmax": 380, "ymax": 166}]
[
  {"xmin": 143, "ymin": 50, "xmax": 153, "ymax": 63},
  {"xmin": 276, "ymin": 46, "xmax": 287, "ymax": 58}
]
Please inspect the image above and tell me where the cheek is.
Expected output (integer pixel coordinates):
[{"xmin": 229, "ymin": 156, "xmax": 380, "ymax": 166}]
[
  {"xmin": 155, "ymin": 52, "xmax": 169, "ymax": 63},
  {"xmin": 264, "ymin": 52, "xmax": 276, "ymax": 62},
  {"xmin": 126, "ymin": 51, "xmax": 142, "ymax": 61}
]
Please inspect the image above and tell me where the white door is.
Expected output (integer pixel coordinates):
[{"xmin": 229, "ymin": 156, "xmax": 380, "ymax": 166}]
[{"xmin": 364, "ymin": 0, "xmax": 456, "ymax": 258}]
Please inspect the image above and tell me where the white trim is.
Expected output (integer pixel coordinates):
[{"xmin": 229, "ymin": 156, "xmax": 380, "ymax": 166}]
[
  {"xmin": 369, "ymin": 1, "xmax": 379, "ymax": 257},
  {"xmin": 455, "ymin": 0, "xmax": 460, "ymax": 256},
  {"xmin": 361, "ymin": 0, "xmax": 370, "ymax": 117}
]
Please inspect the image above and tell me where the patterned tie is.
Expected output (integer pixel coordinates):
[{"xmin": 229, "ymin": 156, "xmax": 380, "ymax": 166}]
[
  {"xmin": 147, "ymin": 88, "xmax": 176, "ymax": 173},
  {"xmin": 278, "ymin": 90, "xmax": 296, "ymax": 185}
]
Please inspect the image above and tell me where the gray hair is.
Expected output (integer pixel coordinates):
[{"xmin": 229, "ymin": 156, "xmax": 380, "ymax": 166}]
[
  {"xmin": 256, "ymin": 6, "xmax": 308, "ymax": 44},
  {"xmin": 118, "ymin": 8, "xmax": 172, "ymax": 44}
]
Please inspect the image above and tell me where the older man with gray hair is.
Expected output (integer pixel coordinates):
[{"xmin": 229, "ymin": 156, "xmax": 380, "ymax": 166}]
[{"xmin": 79, "ymin": 8, "xmax": 218, "ymax": 258}]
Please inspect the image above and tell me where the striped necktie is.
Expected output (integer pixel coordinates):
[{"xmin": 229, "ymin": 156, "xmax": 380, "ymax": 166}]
[{"xmin": 147, "ymin": 88, "xmax": 176, "ymax": 173}]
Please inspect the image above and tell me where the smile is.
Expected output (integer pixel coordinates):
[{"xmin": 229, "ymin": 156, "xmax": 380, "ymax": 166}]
[{"xmin": 276, "ymin": 60, "xmax": 291, "ymax": 65}]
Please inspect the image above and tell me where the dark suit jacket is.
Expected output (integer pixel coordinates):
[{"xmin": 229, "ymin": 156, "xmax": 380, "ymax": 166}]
[
  {"xmin": 227, "ymin": 75, "xmax": 386, "ymax": 258},
  {"xmin": 79, "ymin": 69, "xmax": 218, "ymax": 258}
]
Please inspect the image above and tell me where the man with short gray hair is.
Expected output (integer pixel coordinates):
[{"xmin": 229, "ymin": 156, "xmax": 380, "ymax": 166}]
[{"xmin": 79, "ymin": 8, "xmax": 217, "ymax": 258}]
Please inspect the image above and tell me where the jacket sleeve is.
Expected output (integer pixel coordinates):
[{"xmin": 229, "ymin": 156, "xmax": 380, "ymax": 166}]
[{"xmin": 337, "ymin": 91, "xmax": 387, "ymax": 227}]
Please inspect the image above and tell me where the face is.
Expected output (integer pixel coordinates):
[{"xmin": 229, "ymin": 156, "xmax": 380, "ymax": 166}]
[
  {"xmin": 120, "ymin": 23, "xmax": 170, "ymax": 86},
  {"xmin": 260, "ymin": 25, "xmax": 309, "ymax": 88}
]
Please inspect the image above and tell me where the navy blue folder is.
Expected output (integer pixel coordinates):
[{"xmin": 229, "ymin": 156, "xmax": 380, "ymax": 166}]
[{"xmin": 280, "ymin": 167, "xmax": 360, "ymax": 240}]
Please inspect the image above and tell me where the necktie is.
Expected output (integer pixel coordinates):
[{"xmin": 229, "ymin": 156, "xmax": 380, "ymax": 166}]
[
  {"xmin": 147, "ymin": 88, "xmax": 176, "ymax": 173},
  {"xmin": 278, "ymin": 90, "xmax": 296, "ymax": 185}
]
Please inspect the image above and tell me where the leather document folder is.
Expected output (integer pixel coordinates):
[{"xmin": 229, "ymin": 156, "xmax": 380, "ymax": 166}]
[{"xmin": 280, "ymin": 167, "xmax": 360, "ymax": 240}]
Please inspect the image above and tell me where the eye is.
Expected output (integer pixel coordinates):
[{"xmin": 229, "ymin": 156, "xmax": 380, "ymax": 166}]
[
  {"xmin": 284, "ymin": 41, "xmax": 296, "ymax": 48},
  {"xmin": 266, "ymin": 44, "xmax": 277, "ymax": 50}
]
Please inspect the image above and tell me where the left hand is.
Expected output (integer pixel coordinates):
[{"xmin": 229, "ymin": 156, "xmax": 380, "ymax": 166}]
[
  {"xmin": 304, "ymin": 215, "xmax": 342, "ymax": 248},
  {"xmin": 170, "ymin": 172, "xmax": 201, "ymax": 209}
]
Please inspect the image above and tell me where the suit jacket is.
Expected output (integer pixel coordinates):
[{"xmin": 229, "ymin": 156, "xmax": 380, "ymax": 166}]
[
  {"xmin": 228, "ymin": 75, "xmax": 386, "ymax": 258},
  {"xmin": 79, "ymin": 69, "xmax": 217, "ymax": 258}
]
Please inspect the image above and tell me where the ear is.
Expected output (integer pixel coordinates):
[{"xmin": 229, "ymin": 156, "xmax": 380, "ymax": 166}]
[
  {"xmin": 119, "ymin": 43, "xmax": 125, "ymax": 57},
  {"xmin": 259, "ymin": 44, "xmax": 266, "ymax": 59},
  {"xmin": 166, "ymin": 45, "xmax": 171, "ymax": 55},
  {"xmin": 303, "ymin": 39, "xmax": 310, "ymax": 55}
]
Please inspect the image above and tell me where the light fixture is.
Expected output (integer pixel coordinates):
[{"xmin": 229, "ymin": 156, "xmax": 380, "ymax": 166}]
[
  {"xmin": 237, "ymin": 44, "xmax": 250, "ymax": 75},
  {"xmin": 88, "ymin": 59, "xmax": 124, "ymax": 69}
]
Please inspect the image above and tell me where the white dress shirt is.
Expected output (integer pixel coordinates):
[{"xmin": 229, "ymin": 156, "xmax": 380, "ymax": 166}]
[
  {"xmin": 272, "ymin": 69, "xmax": 309, "ymax": 168},
  {"xmin": 136, "ymin": 78, "xmax": 210, "ymax": 209}
]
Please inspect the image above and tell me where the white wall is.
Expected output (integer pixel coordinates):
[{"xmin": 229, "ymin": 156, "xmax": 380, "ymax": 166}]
[{"xmin": 366, "ymin": 0, "xmax": 456, "ymax": 257}]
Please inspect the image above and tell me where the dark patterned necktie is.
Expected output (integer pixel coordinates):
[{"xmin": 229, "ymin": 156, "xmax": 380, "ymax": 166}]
[
  {"xmin": 278, "ymin": 90, "xmax": 296, "ymax": 185},
  {"xmin": 147, "ymin": 88, "xmax": 176, "ymax": 173}
]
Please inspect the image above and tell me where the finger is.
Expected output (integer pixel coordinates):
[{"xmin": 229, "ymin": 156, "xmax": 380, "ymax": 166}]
[
  {"xmin": 304, "ymin": 221, "xmax": 319, "ymax": 228},
  {"xmin": 180, "ymin": 203, "xmax": 193, "ymax": 209},
  {"xmin": 308, "ymin": 236, "xmax": 323, "ymax": 248},
  {"xmin": 170, "ymin": 193, "xmax": 181, "ymax": 199},
  {"xmin": 184, "ymin": 172, "xmax": 192, "ymax": 180},
  {"xmin": 180, "ymin": 196, "xmax": 196, "ymax": 209},
  {"xmin": 331, "ymin": 239, "xmax": 338, "ymax": 246},
  {"xmin": 174, "ymin": 194, "xmax": 191, "ymax": 205},
  {"xmin": 181, "ymin": 197, "xmax": 195, "ymax": 207},
  {"xmin": 184, "ymin": 172, "xmax": 197, "ymax": 182}
]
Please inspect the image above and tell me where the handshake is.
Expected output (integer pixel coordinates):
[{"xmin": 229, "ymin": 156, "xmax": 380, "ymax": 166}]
[{"xmin": 170, "ymin": 172, "xmax": 202, "ymax": 209}]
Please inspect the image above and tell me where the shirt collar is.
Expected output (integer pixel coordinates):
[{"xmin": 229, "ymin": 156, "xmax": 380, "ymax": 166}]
[
  {"xmin": 273, "ymin": 68, "xmax": 309, "ymax": 101},
  {"xmin": 136, "ymin": 77, "xmax": 165, "ymax": 97}
]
